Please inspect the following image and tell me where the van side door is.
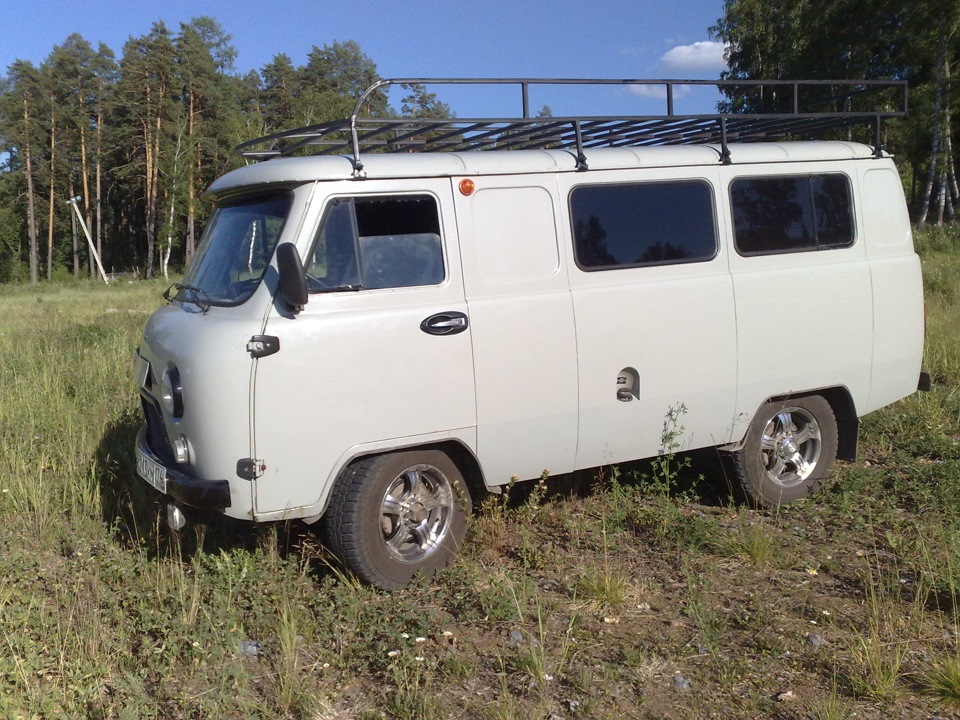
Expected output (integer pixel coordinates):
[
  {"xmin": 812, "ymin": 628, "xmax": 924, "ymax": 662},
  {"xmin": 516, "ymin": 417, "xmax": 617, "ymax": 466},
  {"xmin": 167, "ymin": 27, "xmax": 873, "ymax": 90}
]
[
  {"xmin": 559, "ymin": 168, "xmax": 739, "ymax": 468},
  {"xmin": 251, "ymin": 181, "xmax": 476, "ymax": 520},
  {"xmin": 722, "ymin": 165, "xmax": 873, "ymax": 424},
  {"xmin": 453, "ymin": 174, "xmax": 579, "ymax": 485}
]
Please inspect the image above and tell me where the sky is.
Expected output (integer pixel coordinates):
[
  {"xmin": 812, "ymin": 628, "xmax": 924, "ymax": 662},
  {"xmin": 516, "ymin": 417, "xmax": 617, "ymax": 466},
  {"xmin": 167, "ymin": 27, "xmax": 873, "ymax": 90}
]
[{"xmin": 3, "ymin": 0, "xmax": 729, "ymax": 117}]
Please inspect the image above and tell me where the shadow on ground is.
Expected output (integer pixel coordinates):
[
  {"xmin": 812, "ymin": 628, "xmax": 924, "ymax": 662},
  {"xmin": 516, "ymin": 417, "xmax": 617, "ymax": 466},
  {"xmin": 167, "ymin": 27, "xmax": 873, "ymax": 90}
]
[{"xmin": 92, "ymin": 407, "xmax": 315, "ymax": 562}]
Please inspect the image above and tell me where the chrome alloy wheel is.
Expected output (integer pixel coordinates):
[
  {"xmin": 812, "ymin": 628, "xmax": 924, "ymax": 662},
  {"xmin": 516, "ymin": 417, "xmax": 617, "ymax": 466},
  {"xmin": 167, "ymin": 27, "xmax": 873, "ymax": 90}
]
[
  {"xmin": 379, "ymin": 464, "xmax": 455, "ymax": 563},
  {"xmin": 759, "ymin": 407, "xmax": 823, "ymax": 488}
]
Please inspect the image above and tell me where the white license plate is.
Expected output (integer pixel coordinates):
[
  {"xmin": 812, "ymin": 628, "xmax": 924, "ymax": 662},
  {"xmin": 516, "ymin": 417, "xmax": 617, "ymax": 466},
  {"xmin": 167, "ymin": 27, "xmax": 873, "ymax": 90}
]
[{"xmin": 136, "ymin": 447, "xmax": 168, "ymax": 493}]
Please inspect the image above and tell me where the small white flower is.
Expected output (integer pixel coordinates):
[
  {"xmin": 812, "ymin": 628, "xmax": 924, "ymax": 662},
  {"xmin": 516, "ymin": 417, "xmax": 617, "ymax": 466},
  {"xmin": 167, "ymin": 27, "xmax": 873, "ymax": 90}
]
[
  {"xmin": 543, "ymin": 673, "xmax": 554, "ymax": 681},
  {"xmin": 400, "ymin": 632, "xmax": 410, "ymax": 639},
  {"xmin": 441, "ymin": 630, "xmax": 454, "ymax": 638},
  {"xmin": 415, "ymin": 636, "xmax": 426, "ymax": 644},
  {"xmin": 414, "ymin": 656, "xmax": 425, "ymax": 662},
  {"xmin": 322, "ymin": 662, "xmax": 330, "ymax": 669},
  {"xmin": 387, "ymin": 650, "xmax": 401, "ymax": 658}
]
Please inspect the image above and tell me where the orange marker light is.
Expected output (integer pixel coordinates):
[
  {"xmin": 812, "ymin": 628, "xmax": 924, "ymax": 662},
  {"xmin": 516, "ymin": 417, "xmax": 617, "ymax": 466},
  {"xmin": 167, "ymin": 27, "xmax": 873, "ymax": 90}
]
[{"xmin": 459, "ymin": 178, "xmax": 476, "ymax": 196}]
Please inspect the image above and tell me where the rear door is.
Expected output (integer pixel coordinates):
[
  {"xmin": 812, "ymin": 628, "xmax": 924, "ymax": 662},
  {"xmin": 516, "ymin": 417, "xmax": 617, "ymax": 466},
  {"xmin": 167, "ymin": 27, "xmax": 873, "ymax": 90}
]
[
  {"xmin": 723, "ymin": 166, "xmax": 873, "ymax": 422},
  {"xmin": 252, "ymin": 180, "xmax": 476, "ymax": 518}
]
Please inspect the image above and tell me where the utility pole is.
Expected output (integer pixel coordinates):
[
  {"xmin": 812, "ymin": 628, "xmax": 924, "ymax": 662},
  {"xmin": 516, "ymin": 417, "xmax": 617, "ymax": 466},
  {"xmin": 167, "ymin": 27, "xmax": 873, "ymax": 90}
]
[{"xmin": 67, "ymin": 196, "xmax": 109, "ymax": 284}]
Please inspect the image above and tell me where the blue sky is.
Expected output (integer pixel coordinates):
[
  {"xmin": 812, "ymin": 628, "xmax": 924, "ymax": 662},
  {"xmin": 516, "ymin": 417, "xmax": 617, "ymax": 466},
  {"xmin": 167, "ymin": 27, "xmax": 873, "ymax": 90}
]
[{"xmin": 5, "ymin": 0, "xmax": 728, "ymax": 116}]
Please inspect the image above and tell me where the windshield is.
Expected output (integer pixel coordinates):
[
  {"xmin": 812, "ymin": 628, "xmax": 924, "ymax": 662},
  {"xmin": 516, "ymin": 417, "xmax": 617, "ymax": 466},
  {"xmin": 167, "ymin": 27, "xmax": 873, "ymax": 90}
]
[{"xmin": 178, "ymin": 192, "xmax": 293, "ymax": 306}]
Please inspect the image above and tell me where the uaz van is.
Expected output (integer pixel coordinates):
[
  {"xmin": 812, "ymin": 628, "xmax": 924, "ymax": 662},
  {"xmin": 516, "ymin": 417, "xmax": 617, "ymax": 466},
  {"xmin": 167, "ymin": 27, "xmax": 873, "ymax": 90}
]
[{"xmin": 133, "ymin": 78, "xmax": 927, "ymax": 588}]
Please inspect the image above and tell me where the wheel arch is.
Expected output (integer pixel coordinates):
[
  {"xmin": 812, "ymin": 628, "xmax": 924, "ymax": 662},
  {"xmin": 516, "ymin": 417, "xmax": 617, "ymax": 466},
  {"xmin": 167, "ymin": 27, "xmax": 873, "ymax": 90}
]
[
  {"xmin": 753, "ymin": 387, "xmax": 858, "ymax": 462},
  {"xmin": 324, "ymin": 439, "xmax": 487, "ymax": 515},
  {"xmin": 727, "ymin": 386, "xmax": 858, "ymax": 462}
]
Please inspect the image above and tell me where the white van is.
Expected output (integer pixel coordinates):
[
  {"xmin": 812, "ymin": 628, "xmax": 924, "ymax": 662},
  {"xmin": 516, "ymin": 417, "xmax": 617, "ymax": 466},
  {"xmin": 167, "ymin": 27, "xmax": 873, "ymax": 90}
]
[{"xmin": 133, "ymin": 79, "xmax": 926, "ymax": 588}]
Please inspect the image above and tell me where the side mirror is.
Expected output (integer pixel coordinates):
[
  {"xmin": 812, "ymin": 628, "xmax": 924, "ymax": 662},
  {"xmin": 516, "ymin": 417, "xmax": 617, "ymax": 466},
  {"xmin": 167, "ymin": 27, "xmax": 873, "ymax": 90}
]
[{"xmin": 275, "ymin": 242, "xmax": 308, "ymax": 312}]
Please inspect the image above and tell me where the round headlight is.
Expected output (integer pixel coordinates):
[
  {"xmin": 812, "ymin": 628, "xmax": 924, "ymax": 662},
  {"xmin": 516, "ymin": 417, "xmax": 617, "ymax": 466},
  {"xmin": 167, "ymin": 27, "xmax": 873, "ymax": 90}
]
[{"xmin": 160, "ymin": 367, "xmax": 183, "ymax": 418}]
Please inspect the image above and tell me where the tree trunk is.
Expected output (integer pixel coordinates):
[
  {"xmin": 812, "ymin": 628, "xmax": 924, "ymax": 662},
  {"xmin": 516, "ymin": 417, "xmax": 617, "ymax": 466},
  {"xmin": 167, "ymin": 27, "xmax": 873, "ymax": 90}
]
[
  {"xmin": 186, "ymin": 90, "xmax": 197, "ymax": 262},
  {"xmin": 937, "ymin": 170, "xmax": 947, "ymax": 226},
  {"xmin": 917, "ymin": 22, "xmax": 956, "ymax": 229},
  {"xmin": 143, "ymin": 107, "xmax": 160, "ymax": 280},
  {"xmin": 82, "ymin": 133, "xmax": 93, "ymax": 277},
  {"xmin": 95, "ymin": 74, "xmax": 104, "ymax": 278},
  {"xmin": 942, "ymin": 60, "xmax": 959, "ymax": 223},
  {"xmin": 161, "ymin": 125, "xmax": 185, "ymax": 280},
  {"xmin": 69, "ymin": 177, "xmax": 80, "ymax": 277},
  {"xmin": 21, "ymin": 93, "xmax": 39, "ymax": 285},
  {"xmin": 916, "ymin": 110, "xmax": 942, "ymax": 229},
  {"xmin": 46, "ymin": 96, "xmax": 56, "ymax": 281},
  {"xmin": 162, "ymin": 186, "xmax": 174, "ymax": 279}
]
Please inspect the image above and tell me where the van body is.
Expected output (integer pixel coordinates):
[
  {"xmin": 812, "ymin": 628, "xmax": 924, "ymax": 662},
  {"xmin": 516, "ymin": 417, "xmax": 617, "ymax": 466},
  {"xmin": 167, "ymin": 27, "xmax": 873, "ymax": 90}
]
[{"xmin": 134, "ymin": 86, "xmax": 925, "ymax": 587}]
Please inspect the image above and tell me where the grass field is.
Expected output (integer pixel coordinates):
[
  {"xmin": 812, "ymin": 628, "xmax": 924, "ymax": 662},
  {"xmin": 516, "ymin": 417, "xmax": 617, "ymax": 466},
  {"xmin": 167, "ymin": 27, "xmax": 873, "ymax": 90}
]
[{"xmin": 0, "ymin": 232, "xmax": 959, "ymax": 719}]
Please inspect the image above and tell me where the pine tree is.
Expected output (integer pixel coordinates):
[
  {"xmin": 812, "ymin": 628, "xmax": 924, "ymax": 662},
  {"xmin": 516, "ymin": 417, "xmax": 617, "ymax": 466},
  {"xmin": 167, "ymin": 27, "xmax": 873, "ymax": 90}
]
[
  {"xmin": 1, "ymin": 60, "xmax": 43, "ymax": 283},
  {"xmin": 112, "ymin": 22, "xmax": 178, "ymax": 278}
]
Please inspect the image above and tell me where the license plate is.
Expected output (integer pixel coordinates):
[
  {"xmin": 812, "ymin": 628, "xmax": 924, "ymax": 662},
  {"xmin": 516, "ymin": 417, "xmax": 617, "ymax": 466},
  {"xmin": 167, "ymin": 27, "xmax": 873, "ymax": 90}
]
[{"xmin": 136, "ymin": 447, "xmax": 168, "ymax": 493}]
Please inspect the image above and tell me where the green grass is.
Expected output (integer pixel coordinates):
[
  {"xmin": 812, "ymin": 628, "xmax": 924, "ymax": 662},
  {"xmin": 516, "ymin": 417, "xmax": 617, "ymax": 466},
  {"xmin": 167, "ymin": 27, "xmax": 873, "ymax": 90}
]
[{"xmin": 0, "ymin": 227, "xmax": 959, "ymax": 717}]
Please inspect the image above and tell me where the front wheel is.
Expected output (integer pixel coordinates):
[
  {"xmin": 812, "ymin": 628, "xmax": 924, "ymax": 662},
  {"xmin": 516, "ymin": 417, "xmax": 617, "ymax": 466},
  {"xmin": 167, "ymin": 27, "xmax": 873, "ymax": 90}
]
[
  {"xmin": 732, "ymin": 395, "xmax": 838, "ymax": 508},
  {"xmin": 322, "ymin": 450, "xmax": 471, "ymax": 589}
]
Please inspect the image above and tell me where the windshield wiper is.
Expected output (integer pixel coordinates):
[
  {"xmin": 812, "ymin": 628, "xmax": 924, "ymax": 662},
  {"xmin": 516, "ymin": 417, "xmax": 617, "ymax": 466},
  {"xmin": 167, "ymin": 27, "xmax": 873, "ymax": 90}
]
[{"xmin": 163, "ymin": 283, "xmax": 211, "ymax": 311}]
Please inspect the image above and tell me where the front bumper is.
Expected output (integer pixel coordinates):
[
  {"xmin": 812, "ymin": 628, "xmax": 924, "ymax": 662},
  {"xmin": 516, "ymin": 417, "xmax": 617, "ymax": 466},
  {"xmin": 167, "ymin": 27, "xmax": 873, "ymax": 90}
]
[{"xmin": 136, "ymin": 425, "xmax": 231, "ymax": 509}]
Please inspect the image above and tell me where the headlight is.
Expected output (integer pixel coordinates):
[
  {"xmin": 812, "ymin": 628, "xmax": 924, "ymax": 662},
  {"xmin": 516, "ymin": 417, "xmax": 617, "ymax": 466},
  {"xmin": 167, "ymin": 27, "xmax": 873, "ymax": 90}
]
[{"xmin": 160, "ymin": 367, "xmax": 184, "ymax": 418}]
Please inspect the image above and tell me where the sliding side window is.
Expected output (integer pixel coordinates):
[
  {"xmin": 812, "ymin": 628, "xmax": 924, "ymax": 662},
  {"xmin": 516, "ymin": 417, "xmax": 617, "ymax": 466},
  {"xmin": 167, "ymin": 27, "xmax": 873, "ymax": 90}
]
[
  {"xmin": 305, "ymin": 194, "xmax": 444, "ymax": 291},
  {"xmin": 570, "ymin": 180, "xmax": 717, "ymax": 270},
  {"xmin": 731, "ymin": 174, "xmax": 855, "ymax": 255}
]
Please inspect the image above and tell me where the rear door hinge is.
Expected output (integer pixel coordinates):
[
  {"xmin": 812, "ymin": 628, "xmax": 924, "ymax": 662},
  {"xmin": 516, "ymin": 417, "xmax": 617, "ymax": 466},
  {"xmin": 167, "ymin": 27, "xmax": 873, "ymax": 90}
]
[
  {"xmin": 247, "ymin": 335, "xmax": 280, "ymax": 358},
  {"xmin": 237, "ymin": 458, "xmax": 265, "ymax": 481}
]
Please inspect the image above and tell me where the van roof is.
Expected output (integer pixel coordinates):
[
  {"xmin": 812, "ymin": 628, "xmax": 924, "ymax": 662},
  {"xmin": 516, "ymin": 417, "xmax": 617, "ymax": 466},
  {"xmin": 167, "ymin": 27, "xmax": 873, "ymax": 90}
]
[{"xmin": 206, "ymin": 141, "xmax": 880, "ymax": 199}]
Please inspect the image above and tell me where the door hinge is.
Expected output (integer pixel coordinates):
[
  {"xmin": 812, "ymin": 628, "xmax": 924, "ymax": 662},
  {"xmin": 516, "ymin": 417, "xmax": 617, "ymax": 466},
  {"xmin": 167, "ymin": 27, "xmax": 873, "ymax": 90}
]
[
  {"xmin": 247, "ymin": 335, "xmax": 280, "ymax": 358},
  {"xmin": 237, "ymin": 458, "xmax": 265, "ymax": 481}
]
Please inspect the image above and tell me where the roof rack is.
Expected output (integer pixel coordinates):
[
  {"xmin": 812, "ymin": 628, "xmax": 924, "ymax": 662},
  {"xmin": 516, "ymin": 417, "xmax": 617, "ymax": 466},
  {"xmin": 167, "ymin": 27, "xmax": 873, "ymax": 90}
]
[{"xmin": 236, "ymin": 78, "xmax": 908, "ymax": 174}]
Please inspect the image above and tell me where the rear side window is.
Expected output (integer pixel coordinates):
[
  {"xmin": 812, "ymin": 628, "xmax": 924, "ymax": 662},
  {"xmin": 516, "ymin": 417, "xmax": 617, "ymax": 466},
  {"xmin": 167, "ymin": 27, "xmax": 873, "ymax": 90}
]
[
  {"xmin": 306, "ymin": 195, "xmax": 444, "ymax": 291},
  {"xmin": 570, "ymin": 180, "xmax": 717, "ymax": 270},
  {"xmin": 731, "ymin": 174, "xmax": 854, "ymax": 255}
]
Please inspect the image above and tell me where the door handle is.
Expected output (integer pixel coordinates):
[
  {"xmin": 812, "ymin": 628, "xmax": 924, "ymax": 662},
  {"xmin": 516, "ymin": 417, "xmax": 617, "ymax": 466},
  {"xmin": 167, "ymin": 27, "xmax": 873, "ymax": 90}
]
[{"xmin": 420, "ymin": 311, "xmax": 469, "ymax": 336}]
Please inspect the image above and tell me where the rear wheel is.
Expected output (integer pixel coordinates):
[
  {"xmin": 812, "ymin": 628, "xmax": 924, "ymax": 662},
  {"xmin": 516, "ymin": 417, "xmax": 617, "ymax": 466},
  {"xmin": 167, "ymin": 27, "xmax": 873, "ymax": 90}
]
[
  {"xmin": 323, "ymin": 449, "xmax": 471, "ymax": 589},
  {"xmin": 732, "ymin": 395, "xmax": 838, "ymax": 507}
]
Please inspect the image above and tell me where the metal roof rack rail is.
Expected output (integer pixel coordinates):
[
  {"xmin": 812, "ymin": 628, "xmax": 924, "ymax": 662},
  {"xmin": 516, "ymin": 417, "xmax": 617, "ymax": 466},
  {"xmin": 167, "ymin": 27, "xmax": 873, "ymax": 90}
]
[{"xmin": 236, "ymin": 78, "xmax": 908, "ymax": 173}]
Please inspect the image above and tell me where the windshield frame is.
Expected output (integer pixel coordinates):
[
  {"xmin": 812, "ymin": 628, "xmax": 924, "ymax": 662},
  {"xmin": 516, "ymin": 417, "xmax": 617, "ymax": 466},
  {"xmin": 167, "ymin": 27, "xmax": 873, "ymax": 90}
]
[{"xmin": 175, "ymin": 190, "xmax": 294, "ymax": 308}]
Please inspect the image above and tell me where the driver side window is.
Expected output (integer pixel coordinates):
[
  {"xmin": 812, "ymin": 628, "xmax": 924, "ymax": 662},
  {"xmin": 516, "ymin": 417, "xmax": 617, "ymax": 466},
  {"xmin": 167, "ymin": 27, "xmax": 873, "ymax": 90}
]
[{"xmin": 306, "ymin": 194, "xmax": 444, "ymax": 291}]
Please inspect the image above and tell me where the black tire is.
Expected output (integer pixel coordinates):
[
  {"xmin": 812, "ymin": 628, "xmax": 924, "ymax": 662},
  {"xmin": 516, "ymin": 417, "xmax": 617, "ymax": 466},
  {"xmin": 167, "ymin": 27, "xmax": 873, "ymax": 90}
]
[
  {"xmin": 323, "ymin": 449, "xmax": 471, "ymax": 589},
  {"xmin": 732, "ymin": 395, "xmax": 839, "ymax": 508}
]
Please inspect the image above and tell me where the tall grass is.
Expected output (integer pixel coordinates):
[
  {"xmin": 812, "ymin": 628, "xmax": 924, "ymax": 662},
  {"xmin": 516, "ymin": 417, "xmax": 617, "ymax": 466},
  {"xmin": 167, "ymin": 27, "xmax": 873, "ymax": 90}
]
[
  {"xmin": 0, "ymin": 282, "xmax": 162, "ymax": 539},
  {"xmin": 0, "ymin": 226, "xmax": 958, "ymax": 717}
]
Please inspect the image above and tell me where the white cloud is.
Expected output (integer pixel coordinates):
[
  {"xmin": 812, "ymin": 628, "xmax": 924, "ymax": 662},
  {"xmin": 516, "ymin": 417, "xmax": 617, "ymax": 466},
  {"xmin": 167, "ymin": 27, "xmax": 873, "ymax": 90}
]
[
  {"xmin": 659, "ymin": 41, "xmax": 727, "ymax": 74},
  {"xmin": 627, "ymin": 84, "xmax": 687, "ymax": 100}
]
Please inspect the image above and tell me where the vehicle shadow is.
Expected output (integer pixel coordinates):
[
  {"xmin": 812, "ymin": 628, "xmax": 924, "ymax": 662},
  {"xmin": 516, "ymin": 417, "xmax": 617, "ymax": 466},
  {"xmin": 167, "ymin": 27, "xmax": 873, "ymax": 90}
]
[{"xmin": 93, "ymin": 407, "xmax": 288, "ymax": 560}]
